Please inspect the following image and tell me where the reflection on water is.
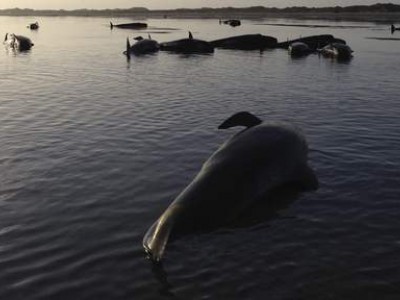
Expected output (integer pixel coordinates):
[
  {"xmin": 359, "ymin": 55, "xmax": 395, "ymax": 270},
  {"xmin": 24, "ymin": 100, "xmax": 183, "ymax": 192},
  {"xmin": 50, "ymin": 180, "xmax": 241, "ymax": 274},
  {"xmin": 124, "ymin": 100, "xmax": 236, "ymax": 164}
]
[
  {"xmin": 150, "ymin": 260, "xmax": 177, "ymax": 299},
  {"xmin": 366, "ymin": 37, "xmax": 400, "ymax": 41},
  {"xmin": 255, "ymin": 23, "xmax": 375, "ymax": 29},
  {"xmin": 1, "ymin": 15, "xmax": 400, "ymax": 300}
]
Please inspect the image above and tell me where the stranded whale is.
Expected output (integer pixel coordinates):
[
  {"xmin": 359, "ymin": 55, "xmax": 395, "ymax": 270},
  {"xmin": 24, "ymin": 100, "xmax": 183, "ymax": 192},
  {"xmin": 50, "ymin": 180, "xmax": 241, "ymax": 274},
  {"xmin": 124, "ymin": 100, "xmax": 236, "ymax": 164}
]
[
  {"xmin": 277, "ymin": 34, "xmax": 346, "ymax": 51},
  {"xmin": 4, "ymin": 33, "xmax": 34, "ymax": 51},
  {"xmin": 143, "ymin": 112, "xmax": 318, "ymax": 261},
  {"xmin": 124, "ymin": 35, "xmax": 160, "ymax": 57},
  {"xmin": 110, "ymin": 21, "xmax": 147, "ymax": 29},
  {"xmin": 159, "ymin": 31, "xmax": 214, "ymax": 54},
  {"xmin": 319, "ymin": 43, "xmax": 354, "ymax": 60},
  {"xmin": 211, "ymin": 34, "xmax": 277, "ymax": 50},
  {"xmin": 288, "ymin": 42, "xmax": 312, "ymax": 57}
]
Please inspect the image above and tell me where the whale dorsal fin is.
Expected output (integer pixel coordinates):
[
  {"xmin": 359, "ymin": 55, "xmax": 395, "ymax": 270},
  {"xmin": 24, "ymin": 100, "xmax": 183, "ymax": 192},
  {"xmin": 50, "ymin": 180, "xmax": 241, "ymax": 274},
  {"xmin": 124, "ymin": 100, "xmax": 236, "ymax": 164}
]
[{"xmin": 218, "ymin": 112, "xmax": 262, "ymax": 129}]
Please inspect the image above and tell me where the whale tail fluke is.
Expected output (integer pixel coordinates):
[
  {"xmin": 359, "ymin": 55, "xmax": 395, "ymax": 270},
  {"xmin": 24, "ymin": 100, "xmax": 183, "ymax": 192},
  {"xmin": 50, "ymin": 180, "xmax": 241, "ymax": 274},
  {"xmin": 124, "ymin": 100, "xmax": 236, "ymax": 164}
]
[
  {"xmin": 218, "ymin": 111, "xmax": 262, "ymax": 129},
  {"xmin": 143, "ymin": 213, "xmax": 173, "ymax": 262},
  {"xmin": 110, "ymin": 22, "xmax": 114, "ymax": 29}
]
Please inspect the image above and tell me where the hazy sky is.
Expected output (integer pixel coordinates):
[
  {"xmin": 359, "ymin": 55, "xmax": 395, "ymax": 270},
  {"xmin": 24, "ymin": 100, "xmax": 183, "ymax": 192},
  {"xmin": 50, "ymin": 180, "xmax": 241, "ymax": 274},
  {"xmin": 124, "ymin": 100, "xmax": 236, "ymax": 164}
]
[{"xmin": 1, "ymin": 0, "xmax": 399, "ymax": 10}]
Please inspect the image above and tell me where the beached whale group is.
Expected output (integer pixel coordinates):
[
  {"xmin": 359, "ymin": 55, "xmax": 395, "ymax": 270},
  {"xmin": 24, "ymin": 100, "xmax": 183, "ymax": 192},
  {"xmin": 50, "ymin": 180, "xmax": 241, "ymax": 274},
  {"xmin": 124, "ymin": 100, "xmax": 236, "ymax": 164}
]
[
  {"xmin": 125, "ymin": 30, "xmax": 354, "ymax": 59},
  {"xmin": 3, "ymin": 18, "xmax": 354, "ymax": 60},
  {"xmin": 2, "ymin": 20, "xmax": 350, "ymax": 262},
  {"xmin": 115, "ymin": 19, "xmax": 353, "ymax": 58}
]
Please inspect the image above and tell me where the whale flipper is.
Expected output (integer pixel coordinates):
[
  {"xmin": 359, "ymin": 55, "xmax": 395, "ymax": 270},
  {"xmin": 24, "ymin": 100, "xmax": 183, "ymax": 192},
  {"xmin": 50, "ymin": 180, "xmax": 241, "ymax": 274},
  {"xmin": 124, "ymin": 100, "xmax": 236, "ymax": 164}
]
[{"xmin": 218, "ymin": 111, "xmax": 262, "ymax": 129}]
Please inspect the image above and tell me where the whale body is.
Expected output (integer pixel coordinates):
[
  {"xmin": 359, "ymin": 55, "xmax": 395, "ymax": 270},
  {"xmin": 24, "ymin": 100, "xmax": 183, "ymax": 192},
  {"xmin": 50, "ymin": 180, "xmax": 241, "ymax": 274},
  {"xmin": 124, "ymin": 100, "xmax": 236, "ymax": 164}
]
[
  {"xmin": 277, "ymin": 34, "xmax": 346, "ymax": 50},
  {"xmin": 288, "ymin": 42, "xmax": 312, "ymax": 57},
  {"xmin": 28, "ymin": 22, "xmax": 39, "ymax": 30},
  {"xmin": 320, "ymin": 43, "xmax": 354, "ymax": 59},
  {"xmin": 159, "ymin": 31, "xmax": 214, "ymax": 54},
  {"xmin": 211, "ymin": 34, "xmax": 277, "ymax": 50},
  {"xmin": 124, "ymin": 36, "xmax": 159, "ymax": 56},
  {"xmin": 220, "ymin": 19, "xmax": 241, "ymax": 27},
  {"xmin": 110, "ymin": 22, "xmax": 147, "ymax": 29},
  {"xmin": 4, "ymin": 33, "xmax": 34, "ymax": 51},
  {"xmin": 143, "ymin": 112, "xmax": 318, "ymax": 261}
]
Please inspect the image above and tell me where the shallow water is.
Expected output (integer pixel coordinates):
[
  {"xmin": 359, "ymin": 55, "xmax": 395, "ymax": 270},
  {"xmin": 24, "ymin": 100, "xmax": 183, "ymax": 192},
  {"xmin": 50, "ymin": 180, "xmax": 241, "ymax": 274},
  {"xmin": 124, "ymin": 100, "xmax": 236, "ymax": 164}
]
[{"xmin": 1, "ymin": 16, "xmax": 400, "ymax": 299}]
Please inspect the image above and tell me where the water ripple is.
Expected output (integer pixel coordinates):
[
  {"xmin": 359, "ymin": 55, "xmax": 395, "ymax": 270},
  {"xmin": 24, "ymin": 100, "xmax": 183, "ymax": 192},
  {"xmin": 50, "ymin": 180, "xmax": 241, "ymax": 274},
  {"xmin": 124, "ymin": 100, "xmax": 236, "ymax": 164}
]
[{"xmin": 1, "ymin": 16, "xmax": 400, "ymax": 300}]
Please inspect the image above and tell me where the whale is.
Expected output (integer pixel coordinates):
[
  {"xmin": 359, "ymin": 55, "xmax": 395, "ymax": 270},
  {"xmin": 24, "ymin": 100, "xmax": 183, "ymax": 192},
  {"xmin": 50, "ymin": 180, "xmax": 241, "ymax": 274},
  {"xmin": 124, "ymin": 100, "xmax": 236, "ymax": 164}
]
[
  {"xmin": 277, "ymin": 34, "xmax": 346, "ymax": 51},
  {"xmin": 124, "ymin": 35, "xmax": 159, "ymax": 57},
  {"xmin": 110, "ymin": 21, "xmax": 147, "ymax": 30},
  {"xmin": 159, "ymin": 31, "xmax": 214, "ymax": 54},
  {"xmin": 219, "ymin": 19, "xmax": 241, "ymax": 27},
  {"xmin": 4, "ymin": 33, "xmax": 34, "ymax": 51},
  {"xmin": 143, "ymin": 112, "xmax": 318, "ymax": 261},
  {"xmin": 319, "ymin": 43, "xmax": 354, "ymax": 60},
  {"xmin": 288, "ymin": 42, "xmax": 312, "ymax": 57},
  {"xmin": 210, "ymin": 34, "xmax": 277, "ymax": 50},
  {"xmin": 28, "ymin": 22, "xmax": 39, "ymax": 30}
]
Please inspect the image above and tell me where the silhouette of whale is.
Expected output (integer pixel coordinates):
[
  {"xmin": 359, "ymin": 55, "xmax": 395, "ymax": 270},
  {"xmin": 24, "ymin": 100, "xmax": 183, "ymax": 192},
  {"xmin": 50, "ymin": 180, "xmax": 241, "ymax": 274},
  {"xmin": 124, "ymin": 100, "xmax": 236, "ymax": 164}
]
[
  {"xmin": 143, "ymin": 112, "xmax": 318, "ymax": 261},
  {"xmin": 124, "ymin": 35, "xmax": 159, "ymax": 57},
  {"xmin": 4, "ymin": 33, "xmax": 34, "ymax": 51},
  {"xmin": 159, "ymin": 31, "xmax": 214, "ymax": 54},
  {"xmin": 211, "ymin": 34, "xmax": 277, "ymax": 50}
]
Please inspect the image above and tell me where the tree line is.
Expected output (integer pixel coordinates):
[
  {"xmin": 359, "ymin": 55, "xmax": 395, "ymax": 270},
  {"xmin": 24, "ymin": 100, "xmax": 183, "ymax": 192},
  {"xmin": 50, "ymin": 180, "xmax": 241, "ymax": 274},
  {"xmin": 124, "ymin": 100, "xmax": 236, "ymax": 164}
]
[{"xmin": 1, "ymin": 3, "xmax": 399, "ymax": 17}]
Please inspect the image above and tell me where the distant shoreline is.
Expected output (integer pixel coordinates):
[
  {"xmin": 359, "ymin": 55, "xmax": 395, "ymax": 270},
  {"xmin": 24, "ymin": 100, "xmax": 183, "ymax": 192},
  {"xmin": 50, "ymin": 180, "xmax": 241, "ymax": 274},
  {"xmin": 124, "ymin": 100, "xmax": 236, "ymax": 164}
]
[{"xmin": 1, "ymin": 4, "xmax": 400, "ymax": 23}]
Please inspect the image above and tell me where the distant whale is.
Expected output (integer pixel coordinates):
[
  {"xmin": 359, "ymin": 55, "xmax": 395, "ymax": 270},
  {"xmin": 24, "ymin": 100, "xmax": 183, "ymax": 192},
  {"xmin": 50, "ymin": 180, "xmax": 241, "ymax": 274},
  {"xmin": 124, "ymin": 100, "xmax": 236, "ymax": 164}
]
[
  {"xmin": 143, "ymin": 112, "xmax": 318, "ymax": 261},
  {"xmin": 28, "ymin": 22, "xmax": 39, "ymax": 30},
  {"xmin": 219, "ymin": 19, "xmax": 241, "ymax": 27},
  {"xmin": 4, "ymin": 33, "xmax": 34, "ymax": 51},
  {"xmin": 110, "ymin": 21, "xmax": 148, "ymax": 30},
  {"xmin": 159, "ymin": 31, "xmax": 214, "ymax": 54}
]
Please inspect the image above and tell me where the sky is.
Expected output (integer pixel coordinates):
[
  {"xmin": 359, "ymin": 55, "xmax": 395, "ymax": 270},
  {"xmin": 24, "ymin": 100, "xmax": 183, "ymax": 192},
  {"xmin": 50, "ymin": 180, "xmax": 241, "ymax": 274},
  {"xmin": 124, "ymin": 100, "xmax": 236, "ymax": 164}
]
[{"xmin": 0, "ymin": 0, "xmax": 399, "ymax": 10}]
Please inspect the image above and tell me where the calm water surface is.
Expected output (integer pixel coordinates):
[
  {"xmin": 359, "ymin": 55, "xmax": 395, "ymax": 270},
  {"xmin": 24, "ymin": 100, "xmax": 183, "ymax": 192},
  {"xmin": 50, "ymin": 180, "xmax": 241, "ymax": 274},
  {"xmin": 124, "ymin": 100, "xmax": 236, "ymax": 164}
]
[{"xmin": 1, "ymin": 16, "xmax": 400, "ymax": 299}]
